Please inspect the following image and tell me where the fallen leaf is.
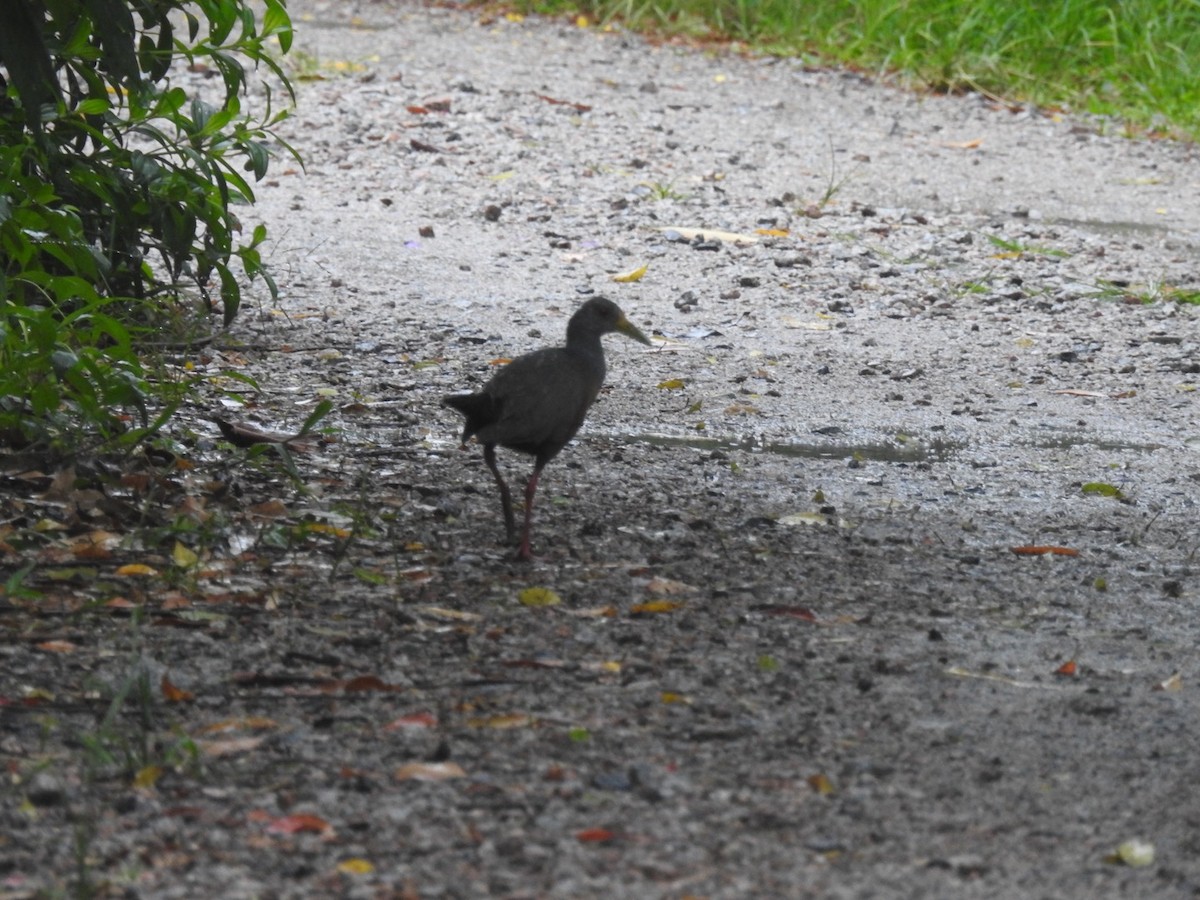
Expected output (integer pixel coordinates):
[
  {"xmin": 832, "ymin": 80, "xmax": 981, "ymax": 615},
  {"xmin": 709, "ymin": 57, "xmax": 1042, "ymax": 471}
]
[
  {"xmin": 267, "ymin": 814, "xmax": 332, "ymax": 836},
  {"xmin": 755, "ymin": 228, "xmax": 790, "ymax": 237},
  {"xmin": 519, "ymin": 586, "xmax": 562, "ymax": 607},
  {"xmin": 645, "ymin": 576, "xmax": 695, "ymax": 595},
  {"xmin": 133, "ymin": 765, "xmax": 164, "ymax": 789},
  {"xmin": 630, "ymin": 600, "xmax": 684, "ymax": 615},
  {"xmin": 467, "ymin": 713, "xmax": 535, "ymax": 729},
  {"xmin": 161, "ymin": 673, "xmax": 194, "ymax": 702},
  {"xmin": 942, "ymin": 138, "xmax": 983, "ymax": 149},
  {"xmin": 534, "ymin": 93, "xmax": 592, "ymax": 112},
  {"xmin": 394, "ymin": 761, "xmax": 467, "ymax": 781},
  {"xmin": 198, "ymin": 717, "xmax": 277, "ymax": 734},
  {"xmin": 337, "ymin": 858, "xmax": 375, "ymax": 875},
  {"xmin": 1153, "ymin": 672, "xmax": 1183, "ymax": 692},
  {"xmin": 612, "ymin": 264, "xmax": 648, "ymax": 283},
  {"xmin": 341, "ymin": 675, "xmax": 400, "ymax": 693},
  {"xmin": 1110, "ymin": 839, "xmax": 1155, "ymax": 867},
  {"xmin": 116, "ymin": 563, "xmax": 158, "ymax": 577},
  {"xmin": 656, "ymin": 378, "xmax": 686, "ymax": 390},
  {"xmin": 807, "ymin": 773, "xmax": 835, "ymax": 795},
  {"xmin": 660, "ymin": 691, "xmax": 690, "ymax": 704},
  {"xmin": 1010, "ymin": 545, "xmax": 1080, "ymax": 557},
  {"xmin": 172, "ymin": 541, "xmax": 199, "ymax": 569},
  {"xmin": 1081, "ymin": 482, "xmax": 1126, "ymax": 500},
  {"xmin": 36, "ymin": 640, "xmax": 77, "ymax": 653},
  {"xmin": 576, "ymin": 828, "xmax": 618, "ymax": 843},
  {"xmin": 1054, "ymin": 660, "xmax": 1078, "ymax": 677},
  {"xmin": 200, "ymin": 736, "xmax": 266, "ymax": 757},
  {"xmin": 384, "ymin": 712, "xmax": 438, "ymax": 730}
]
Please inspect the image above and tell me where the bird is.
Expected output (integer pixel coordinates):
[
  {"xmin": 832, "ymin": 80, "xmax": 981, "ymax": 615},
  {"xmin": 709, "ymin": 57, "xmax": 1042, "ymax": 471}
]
[{"xmin": 443, "ymin": 297, "xmax": 652, "ymax": 560}]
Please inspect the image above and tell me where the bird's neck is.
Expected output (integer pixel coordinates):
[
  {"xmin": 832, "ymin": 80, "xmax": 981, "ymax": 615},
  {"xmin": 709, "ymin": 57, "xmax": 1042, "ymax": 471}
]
[{"xmin": 564, "ymin": 326, "xmax": 607, "ymax": 376}]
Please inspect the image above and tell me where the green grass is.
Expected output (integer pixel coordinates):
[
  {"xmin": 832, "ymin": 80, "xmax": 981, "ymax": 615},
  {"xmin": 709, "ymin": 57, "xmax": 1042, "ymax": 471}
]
[{"xmin": 516, "ymin": 0, "xmax": 1200, "ymax": 139}]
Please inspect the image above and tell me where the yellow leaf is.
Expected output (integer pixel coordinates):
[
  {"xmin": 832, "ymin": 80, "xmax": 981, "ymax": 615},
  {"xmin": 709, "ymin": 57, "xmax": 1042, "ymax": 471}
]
[
  {"xmin": 116, "ymin": 563, "xmax": 158, "ymax": 577},
  {"xmin": 467, "ymin": 713, "xmax": 535, "ymax": 729},
  {"xmin": 133, "ymin": 765, "xmax": 163, "ymax": 789},
  {"xmin": 172, "ymin": 541, "xmax": 199, "ymax": 568},
  {"xmin": 991, "ymin": 251, "xmax": 1022, "ymax": 260},
  {"xmin": 612, "ymin": 264, "xmax": 648, "ymax": 283},
  {"xmin": 754, "ymin": 228, "xmax": 790, "ymax": 237},
  {"xmin": 808, "ymin": 773, "xmax": 835, "ymax": 795},
  {"xmin": 660, "ymin": 691, "xmax": 690, "ymax": 704},
  {"xmin": 519, "ymin": 586, "xmax": 562, "ymax": 607},
  {"xmin": 306, "ymin": 522, "xmax": 352, "ymax": 538},
  {"xmin": 338, "ymin": 858, "xmax": 375, "ymax": 875},
  {"xmin": 656, "ymin": 378, "xmax": 686, "ymax": 390},
  {"xmin": 505, "ymin": 11, "xmax": 524, "ymax": 21},
  {"xmin": 575, "ymin": 14, "xmax": 590, "ymax": 27},
  {"xmin": 630, "ymin": 600, "xmax": 683, "ymax": 615}
]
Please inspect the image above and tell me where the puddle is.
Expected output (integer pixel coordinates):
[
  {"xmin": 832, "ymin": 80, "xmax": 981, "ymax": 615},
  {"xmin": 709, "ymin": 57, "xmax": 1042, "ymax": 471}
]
[
  {"xmin": 617, "ymin": 433, "xmax": 962, "ymax": 463},
  {"xmin": 1029, "ymin": 435, "xmax": 1166, "ymax": 453},
  {"xmin": 617, "ymin": 432, "xmax": 1166, "ymax": 462}
]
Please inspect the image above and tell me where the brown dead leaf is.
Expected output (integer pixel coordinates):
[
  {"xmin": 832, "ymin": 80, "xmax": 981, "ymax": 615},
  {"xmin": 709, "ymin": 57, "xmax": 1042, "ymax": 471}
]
[
  {"xmin": 534, "ymin": 92, "xmax": 592, "ymax": 112},
  {"xmin": 161, "ymin": 673, "xmax": 195, "ymax": 703},
  {"xmin": 36, "ymin": 640, "xmax": 78, "ymax": 653},
  {"xmin": 630, "ymin": 600, "xmax": 684, "ymax": 615}
]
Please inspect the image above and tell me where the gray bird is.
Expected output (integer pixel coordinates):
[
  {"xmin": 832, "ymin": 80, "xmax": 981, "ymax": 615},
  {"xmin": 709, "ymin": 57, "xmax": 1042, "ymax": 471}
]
[{"xmin": 444, "ymin": 297, "xmax": 652, "ymax": 560}]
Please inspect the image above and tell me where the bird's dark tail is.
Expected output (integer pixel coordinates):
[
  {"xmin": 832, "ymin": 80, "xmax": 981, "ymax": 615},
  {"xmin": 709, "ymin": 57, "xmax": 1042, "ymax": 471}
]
[{"xmin": 443, "ymin": 392, "xmax": 501, "ymax": 442}]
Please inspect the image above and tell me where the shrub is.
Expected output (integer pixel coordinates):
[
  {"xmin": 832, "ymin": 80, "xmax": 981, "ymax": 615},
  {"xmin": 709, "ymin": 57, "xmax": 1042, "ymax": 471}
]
[{"xmin": 0, "ymin": 0, "xmax": 296, "ymax": 452}]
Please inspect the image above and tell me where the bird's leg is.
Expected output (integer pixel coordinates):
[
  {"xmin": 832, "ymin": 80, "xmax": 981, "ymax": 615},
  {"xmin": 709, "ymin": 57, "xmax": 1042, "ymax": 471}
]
[
  {"xmin": 483, "ymin": 444, "xmax": 517, "ymax": 543},
  {"xmin": 516, "ymin": 462, "xmax": 544, "ymax": 562}
]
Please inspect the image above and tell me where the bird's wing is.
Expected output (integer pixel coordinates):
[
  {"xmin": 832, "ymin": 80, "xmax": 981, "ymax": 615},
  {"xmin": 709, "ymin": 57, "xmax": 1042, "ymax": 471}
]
[{"xmin": 486, "ymin": 350, "xmax": 598, "ymax": 446}]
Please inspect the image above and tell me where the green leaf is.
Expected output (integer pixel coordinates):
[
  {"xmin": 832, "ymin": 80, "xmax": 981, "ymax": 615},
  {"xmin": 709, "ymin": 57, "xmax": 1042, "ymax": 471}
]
[{"xmin": 1081, "ymin": 482, "xmax": 1126, "ymax": 500}]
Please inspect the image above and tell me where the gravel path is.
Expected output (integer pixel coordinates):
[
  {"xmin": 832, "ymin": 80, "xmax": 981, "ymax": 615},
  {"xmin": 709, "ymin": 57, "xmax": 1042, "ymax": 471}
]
[{"xmin": 6, "ymin": 2, "xmax": 1200, "ymax": 897}]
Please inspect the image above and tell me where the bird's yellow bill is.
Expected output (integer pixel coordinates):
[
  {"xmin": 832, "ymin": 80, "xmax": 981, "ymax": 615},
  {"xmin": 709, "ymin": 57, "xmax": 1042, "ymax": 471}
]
[{"xmin": 617, "ymin": 316, "xmax": 653, "ymax": 346}]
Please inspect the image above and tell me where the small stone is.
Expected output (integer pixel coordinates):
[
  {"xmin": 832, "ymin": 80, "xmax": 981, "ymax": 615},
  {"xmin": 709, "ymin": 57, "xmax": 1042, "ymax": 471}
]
[
  {"xmin": 738, "ymin": 275, "xmax": 761, "ymax": 288},
  {"xmin": 483, "ymin": 204, "xmax": 502, "ymax": 221},
  {"xmin": 418, "ymin": 225, "xmax": 435, "ymax": 238}
]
